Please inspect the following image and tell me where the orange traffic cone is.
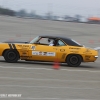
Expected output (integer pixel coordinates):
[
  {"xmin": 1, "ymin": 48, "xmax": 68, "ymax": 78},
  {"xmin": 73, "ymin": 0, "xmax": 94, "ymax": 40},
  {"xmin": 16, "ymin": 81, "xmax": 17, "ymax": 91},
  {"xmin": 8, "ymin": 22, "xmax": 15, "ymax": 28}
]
[{"xmin": 53, "ymin": 59, "xmax": 60, "ymax": 70}]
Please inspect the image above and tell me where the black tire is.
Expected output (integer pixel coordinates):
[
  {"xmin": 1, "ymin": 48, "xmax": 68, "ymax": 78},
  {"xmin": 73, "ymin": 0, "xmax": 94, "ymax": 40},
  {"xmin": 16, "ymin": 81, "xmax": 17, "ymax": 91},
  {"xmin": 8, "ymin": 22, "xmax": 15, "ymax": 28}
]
[
  {"xmin": 4, "ymin": 50, "xmax": 19, "ymax": 63},
  {"xmin": 66, "ymin": 55, "xmax": 82, "ymax": 67}
]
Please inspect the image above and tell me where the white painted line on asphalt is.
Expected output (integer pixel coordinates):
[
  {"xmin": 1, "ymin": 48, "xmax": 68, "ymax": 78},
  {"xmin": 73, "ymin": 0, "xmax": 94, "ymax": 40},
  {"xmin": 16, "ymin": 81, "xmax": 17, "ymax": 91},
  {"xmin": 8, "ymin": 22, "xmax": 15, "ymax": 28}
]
[
  {"xmin": 0, "ymin": 97, "xmax": 89, "ymax": 100},
  {"xmin": 20, "ymin": 98, "xmax": 89, "ymax": 100},
  {"xmin": 0, "ymin": 66, "xmax": 53, "ymax": 70},
  {"xmin": 0, "ymin": 70, "xmax": 43, "ymax": 74},
  {"xmin": 0, "ymin": 66, "xmax": 100, "ymax": 73},
  {"xmin": 20, "ymin": 98, "xmax": 59, "ymax": 100},
  {"xmin": 0, "ymin": 85, "xmax": 99, "ymax": 90},
  {"xmin": 0, "ymin": 77, "xmax": 100, "ymax": 83},
  {"xmin": 61, "ymin": 69, "xmax": 100, "ymax": 73},
  {"xmin": 0, "ymin": 97, "xmax": 59, "ymax": 100}
]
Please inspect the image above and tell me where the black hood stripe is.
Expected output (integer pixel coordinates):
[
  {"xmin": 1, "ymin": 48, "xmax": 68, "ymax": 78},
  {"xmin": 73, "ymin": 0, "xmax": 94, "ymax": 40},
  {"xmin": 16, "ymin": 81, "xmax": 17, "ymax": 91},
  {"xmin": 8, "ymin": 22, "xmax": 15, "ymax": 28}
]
[
  {"xmin": 12, "ymin": 44, "xmax": 16, "ymax": 49},
  {"xmin": 8, "ymin": 44, "xmax": 16, "ymax": 49},
  {"xmin": 8, "ymin": 44, "xmax": 13, "ymax": 49}
]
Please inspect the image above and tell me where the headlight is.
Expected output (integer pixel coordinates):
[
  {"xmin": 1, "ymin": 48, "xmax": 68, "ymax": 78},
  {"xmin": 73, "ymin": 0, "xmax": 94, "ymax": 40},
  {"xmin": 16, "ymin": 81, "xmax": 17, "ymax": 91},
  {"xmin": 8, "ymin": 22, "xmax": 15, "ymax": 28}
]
[{"xmin": 94, "ymin": 56, "xmax": 98, "ymax": 58}]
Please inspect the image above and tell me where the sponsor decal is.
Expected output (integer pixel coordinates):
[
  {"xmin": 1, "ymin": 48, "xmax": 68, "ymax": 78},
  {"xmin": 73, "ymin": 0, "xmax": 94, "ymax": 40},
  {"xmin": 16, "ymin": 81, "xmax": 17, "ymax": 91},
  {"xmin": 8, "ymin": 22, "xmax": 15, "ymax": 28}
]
[
  {"xmin": 47, "ymin": 52, "xmax": 55, "ymax": 56},
  {"xmin": 22, "ymin": 52, "xmax": 27, "ymax": 55},
  {"xmin": 18, "ymin": 45, "xmax": 29, "ymax": 47},
  {"xmin": 60, "ymin": 49, "xmax": 65, "ymax": 52},
  {"xmin": 62, "ymin": 53, "xmax": 66, "ymax": 59},
  {"xmin": 20, "ymin": 50, "xmax": 28, "ymax": 56},
  {"xmin": 43, "ymin": 52, "xmax": 47, "ymax": 55},
  {"xmin": 69, "ymin": 48, "xmax": 80, "ymax": 49},
  {"xmin": 32, "ymin": 51, "xmax": 55, "ymax": 56},
  {"xmin": 85, "ymin": 49, "xmax": 90, "ymax": 52},
  {"xmin": 70, "ymin": 51, "xmax": 79, "ymax": 53},
  {"xmin": 32, "ymin": 51, "xmax": 39, "ymax": 55},
  {"xmin": 23, "ymin": 45, "xmax": 29, "ymax": 47},
  {"xmin": 22, "ymin": 45, "xmax": 29, "ymax": 49},
  {"xmin": 20, "ymin": 56, "xmax": 29, "ymax": 59},
  {"xmin": 18, "ymin": 45, "xmax": 29, "ymax": 50},
  {"xmin": 83, "ymin": 49, "xmax": 92, "ymax": 54},
  {"xmin": 31, "ymin": 46, "xmax": 35, "ymax": 50},
  {"xmin": 85, "ymin": 55, "xmax": 91, "ymax": 60},
  {"xmin": 18, "ymin": 45, "xmax": 22, "ymax": 47},
  {"xmin": 20, "ymin": 50, "xmax": 28, "ymax": 52},
  {"xmin": 39, "ymin": 51, "xmax": 43, "ymax": 55}
]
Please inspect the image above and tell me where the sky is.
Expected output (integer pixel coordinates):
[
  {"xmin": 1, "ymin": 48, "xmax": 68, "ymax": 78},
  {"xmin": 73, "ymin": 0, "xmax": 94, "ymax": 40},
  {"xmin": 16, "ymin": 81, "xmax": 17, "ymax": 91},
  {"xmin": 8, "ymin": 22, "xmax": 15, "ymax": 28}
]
[{"xmin": 0, "ymin": 0, "xmax": 100, "ymax": 17}]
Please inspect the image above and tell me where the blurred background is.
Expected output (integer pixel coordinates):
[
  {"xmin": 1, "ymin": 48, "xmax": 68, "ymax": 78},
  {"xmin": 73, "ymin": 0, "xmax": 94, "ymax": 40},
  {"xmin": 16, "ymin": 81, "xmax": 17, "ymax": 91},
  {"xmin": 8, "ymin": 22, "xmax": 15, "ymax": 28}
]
[
  {"xmin": 0, "ymin": 1, "xmax": 100, "ymax": 100},
  {"xmin": 0, "ymin": 0, "xmax": 100, "ymax": 24}
]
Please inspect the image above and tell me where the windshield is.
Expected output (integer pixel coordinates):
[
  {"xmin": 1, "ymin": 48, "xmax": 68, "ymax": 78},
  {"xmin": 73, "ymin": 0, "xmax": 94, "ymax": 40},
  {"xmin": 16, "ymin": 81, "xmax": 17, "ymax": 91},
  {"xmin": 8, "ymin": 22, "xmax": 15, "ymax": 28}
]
[
  {"xmin": 71, "ymin": 39, "xmax": 82, "ymax": 46},
  {"xmin": 30, "ymin": 36, "xmax": 40, "ymax": 43}
]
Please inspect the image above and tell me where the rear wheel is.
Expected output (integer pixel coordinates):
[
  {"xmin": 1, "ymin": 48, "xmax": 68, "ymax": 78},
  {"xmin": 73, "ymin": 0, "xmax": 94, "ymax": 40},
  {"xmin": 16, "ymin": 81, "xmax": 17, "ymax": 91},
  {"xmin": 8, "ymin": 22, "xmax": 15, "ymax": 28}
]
[
  {"xmin": 4, "ymin": 50, "xmax": 19, "ymax": 63},
  {"xmin": 66, "ymin": 55, "xmax": 82, "ymax": 67}
]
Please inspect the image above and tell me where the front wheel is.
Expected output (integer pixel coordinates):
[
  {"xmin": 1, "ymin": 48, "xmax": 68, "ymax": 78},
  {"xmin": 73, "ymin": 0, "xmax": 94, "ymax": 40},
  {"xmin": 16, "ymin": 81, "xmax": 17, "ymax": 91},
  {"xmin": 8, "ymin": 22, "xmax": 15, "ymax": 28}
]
[
  {"xmin": 4, "ymin": 50, "xmax": 19, "ymax": 63},
  {"xmin": 66, "ymin": 55, "xmax": 82, "ymax": 67}
]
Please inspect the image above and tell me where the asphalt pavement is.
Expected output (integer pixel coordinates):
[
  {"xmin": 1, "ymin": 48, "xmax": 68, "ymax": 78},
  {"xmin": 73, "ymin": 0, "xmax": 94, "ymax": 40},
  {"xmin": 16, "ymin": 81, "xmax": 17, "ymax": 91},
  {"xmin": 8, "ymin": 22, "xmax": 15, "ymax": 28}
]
[{"xmin": 0, "ymin": 16, "xmax": 100, "ymax": 100}]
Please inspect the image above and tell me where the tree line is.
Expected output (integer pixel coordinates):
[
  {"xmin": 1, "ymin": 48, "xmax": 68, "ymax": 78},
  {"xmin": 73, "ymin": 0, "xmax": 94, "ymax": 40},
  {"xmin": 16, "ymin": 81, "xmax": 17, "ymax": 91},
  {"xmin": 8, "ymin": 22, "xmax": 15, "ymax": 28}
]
[
  {"xmin": 0, "ymin": 7, "xmax": 15, "ymax": 16},
  {"xmin": 0, "ymin": 7, "xmax": 83, "ymax": 22}
]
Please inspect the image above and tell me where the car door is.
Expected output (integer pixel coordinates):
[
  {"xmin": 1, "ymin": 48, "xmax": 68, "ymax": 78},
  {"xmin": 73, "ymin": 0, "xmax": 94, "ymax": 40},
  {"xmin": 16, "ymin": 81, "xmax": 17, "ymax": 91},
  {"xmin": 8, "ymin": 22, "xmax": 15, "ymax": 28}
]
[
  {"xmin": 54, "ymin": 39, "xmax": 68, "ymax": 62},
  {"xmin": 29, "ymin": 44, "xmax": 58, "ymax": 61},
  {"xmin": 29, "ymin": 39, "xmax": 68, "ymax": 62}
]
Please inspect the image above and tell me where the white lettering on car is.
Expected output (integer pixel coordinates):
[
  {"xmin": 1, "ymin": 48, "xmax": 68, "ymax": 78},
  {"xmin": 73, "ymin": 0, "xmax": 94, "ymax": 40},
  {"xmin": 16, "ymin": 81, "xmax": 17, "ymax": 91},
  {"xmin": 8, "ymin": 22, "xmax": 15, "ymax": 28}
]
[{"xmin": 32, "ymin": 51, "xmax": 55, "ymax": 56}]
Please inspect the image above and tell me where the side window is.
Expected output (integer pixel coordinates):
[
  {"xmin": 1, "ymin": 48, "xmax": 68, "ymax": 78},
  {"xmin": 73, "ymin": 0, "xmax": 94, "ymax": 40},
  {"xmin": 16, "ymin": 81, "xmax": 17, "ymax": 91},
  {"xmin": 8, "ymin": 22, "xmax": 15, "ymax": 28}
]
[
  {"xmin": 57, "ymin": 40, "xmax": 66, "ymax": 46},
  {"xmin": 38, "ymin": 38, "xmax": 49, "ymax": 45}
]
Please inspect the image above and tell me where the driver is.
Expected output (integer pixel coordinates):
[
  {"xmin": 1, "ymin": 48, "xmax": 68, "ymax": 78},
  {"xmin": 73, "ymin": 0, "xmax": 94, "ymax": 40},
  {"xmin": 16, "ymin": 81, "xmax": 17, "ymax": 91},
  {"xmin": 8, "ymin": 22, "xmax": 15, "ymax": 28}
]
[{"xmin": 48, "ymin": 39, "xmax": 55, "ymax": 46}]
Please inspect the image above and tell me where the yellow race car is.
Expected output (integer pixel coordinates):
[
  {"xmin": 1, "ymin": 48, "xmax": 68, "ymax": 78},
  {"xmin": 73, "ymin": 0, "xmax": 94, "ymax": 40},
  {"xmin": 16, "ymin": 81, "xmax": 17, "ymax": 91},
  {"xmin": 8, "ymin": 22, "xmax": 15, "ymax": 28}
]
[{"xmin": 0, "ymin": 35, "xmax": 99, "ymax": 67}]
